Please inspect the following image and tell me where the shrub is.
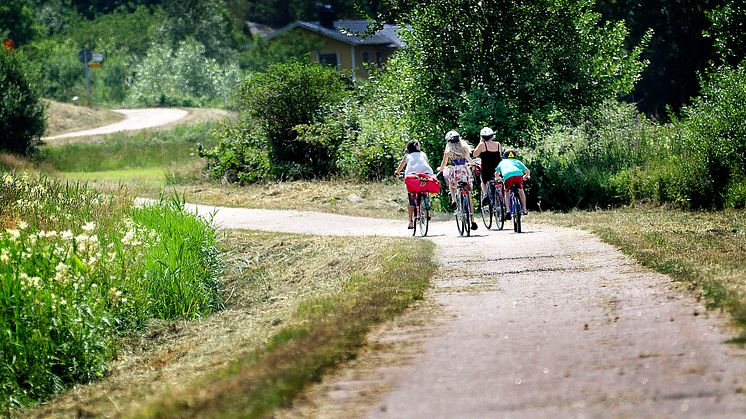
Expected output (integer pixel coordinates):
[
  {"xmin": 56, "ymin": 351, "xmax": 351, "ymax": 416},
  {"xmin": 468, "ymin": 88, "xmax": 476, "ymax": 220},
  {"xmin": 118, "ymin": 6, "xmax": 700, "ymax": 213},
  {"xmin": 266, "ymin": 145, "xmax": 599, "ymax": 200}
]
[
  {"xmin": 680, "ymin": 61, "xmax": 746, "ymax": 208},
  {"xmin": 0, "ymin": 51, "xmax": 45, "ymax": 155},
  {"xmin": 200, "ymin": 123, "xmax": 271, "ymax": 183},
  {"xmin": 527, "ymin": 101, "xmax": 675, "ymax": 209},
  {"xmin": 202, "ymin": 60, "xmax": 350, "ymax": 181}
]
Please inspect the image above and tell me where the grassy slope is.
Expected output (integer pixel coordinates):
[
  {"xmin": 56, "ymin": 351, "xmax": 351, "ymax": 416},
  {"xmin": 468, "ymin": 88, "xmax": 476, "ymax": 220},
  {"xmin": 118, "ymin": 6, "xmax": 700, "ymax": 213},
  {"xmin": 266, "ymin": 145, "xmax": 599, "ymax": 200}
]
[
  {"xmin": 44, "ymin": 100, "xmax": 125, "ymax": 136},
  {"xmin": 27, "ymin": 231, "xmax": 436, "ymax": 418}
]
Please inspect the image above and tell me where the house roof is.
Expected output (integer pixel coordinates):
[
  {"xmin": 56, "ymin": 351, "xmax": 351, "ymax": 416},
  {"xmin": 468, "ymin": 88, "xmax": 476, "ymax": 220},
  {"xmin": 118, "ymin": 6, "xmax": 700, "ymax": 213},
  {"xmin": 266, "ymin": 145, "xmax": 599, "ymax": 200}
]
[{"xmin": 265, "ymin": 20, "xmax": 405, "ymax": 48}]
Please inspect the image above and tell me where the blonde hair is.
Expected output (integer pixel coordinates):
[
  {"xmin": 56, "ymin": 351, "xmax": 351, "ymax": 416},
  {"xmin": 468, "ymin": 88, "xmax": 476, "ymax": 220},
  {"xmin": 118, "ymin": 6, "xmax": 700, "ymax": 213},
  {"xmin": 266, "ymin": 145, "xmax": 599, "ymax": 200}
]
[{"xmin": 445, "ymin": 139, "xmax": 472, "ymax": 161}]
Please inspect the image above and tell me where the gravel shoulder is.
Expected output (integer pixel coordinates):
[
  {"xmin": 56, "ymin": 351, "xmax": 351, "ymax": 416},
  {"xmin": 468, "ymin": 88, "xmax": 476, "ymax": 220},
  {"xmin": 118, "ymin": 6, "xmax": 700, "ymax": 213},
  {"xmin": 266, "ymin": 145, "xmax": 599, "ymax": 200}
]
[{"xmin": 184, "ymin": 202, "xmax": 746, "ymax": 417}]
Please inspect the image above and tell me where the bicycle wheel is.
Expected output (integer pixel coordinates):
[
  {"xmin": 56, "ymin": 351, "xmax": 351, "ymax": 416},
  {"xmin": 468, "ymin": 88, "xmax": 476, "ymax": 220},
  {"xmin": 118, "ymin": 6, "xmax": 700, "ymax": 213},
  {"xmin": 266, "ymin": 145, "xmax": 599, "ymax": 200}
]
[
  {"xmin": 512, "ymin": 193, "xmax": 522, "ymax": 233},
  {"xmin": 418, "ymin": 194, "xmax": 429, "ymax": 237},
  {"xmin": 462, "ymin": 193, "xmax": 471, "ymax": 237},
  {"xmin": 455, "ymin": 192, "xmax": 464, "ymax": 235},
  {"xmin": 496, "ymin": 198, "xmax": 505, "ymax": 230},
  {"xmin": 481, "ymin": 193, "xmax": 493, "ymax": 230}
]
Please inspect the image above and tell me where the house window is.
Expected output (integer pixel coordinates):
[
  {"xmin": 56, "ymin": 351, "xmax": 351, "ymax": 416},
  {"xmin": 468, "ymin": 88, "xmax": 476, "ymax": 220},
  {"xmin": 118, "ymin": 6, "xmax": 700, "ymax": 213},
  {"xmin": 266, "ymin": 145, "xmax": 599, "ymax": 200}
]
[
  {"xmin": 318, "ymin": 52, "xmax": 338, "ymax": 68},
  {"xmin": 362, "ymin": 52, "xmax": 370, "ymax": 63}
]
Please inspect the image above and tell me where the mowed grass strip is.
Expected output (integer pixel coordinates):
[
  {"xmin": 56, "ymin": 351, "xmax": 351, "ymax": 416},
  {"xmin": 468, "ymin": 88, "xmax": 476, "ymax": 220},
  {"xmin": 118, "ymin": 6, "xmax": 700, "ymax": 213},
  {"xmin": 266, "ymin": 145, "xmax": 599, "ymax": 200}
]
[
  {"xmin": 534, "ymin": 208, "xmax": 746, "ymax": 339},
  {"xmin": 138, "ymin": 232, "xmax": 436, "ymax": 418}
]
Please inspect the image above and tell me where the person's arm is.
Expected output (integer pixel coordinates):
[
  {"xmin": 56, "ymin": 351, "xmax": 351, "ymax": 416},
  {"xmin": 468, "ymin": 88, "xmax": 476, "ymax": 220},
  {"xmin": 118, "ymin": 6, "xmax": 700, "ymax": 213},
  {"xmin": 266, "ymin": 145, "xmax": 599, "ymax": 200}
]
[
  {"xmin": 466, "ymin": 155, "xmax": 476, "ymax": 166},
  {"xmin": 395, "ymin": 155, "xmax": 407, "ymax": 176},
  {"xmin": 473, "ymin": 142, "xmax": 484, "ymax": 157},
  {"xmin": 518, "ymin": 161, "xmax": 531, "ymax": 179},
  {"xmin": 438, "ymin": 152, "xmax": 449, "ymax": 173}
]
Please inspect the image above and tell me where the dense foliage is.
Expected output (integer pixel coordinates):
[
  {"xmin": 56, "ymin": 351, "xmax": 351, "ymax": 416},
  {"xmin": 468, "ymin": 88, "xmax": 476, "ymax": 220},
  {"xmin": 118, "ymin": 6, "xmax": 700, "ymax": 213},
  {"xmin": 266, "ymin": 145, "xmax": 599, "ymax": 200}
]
[
  {"xmin": 0, "ymin": 51, "xmax": 45, "ymax": 155},
  {"xmin": 202, "ymin": 61, "xmax": 350, "ymax": 181},
  {"xmin": 0, "ymin": 173, "xmax": 222, "ymax": 410},
  {"xmin": 393, "ymin": 0, "xmax": 648, "ymax": 156}
]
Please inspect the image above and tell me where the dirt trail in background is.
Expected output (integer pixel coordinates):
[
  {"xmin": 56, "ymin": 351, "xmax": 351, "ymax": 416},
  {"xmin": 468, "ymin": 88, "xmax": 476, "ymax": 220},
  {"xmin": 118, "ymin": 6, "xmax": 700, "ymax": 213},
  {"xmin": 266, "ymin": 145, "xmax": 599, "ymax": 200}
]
[
  {"xmin": 186, "ymin": 203, "xmax": 746, "ymax": 417},
  {"xmin": 44, "ymin": 108, "xmax": 189, "ymax": 140}
]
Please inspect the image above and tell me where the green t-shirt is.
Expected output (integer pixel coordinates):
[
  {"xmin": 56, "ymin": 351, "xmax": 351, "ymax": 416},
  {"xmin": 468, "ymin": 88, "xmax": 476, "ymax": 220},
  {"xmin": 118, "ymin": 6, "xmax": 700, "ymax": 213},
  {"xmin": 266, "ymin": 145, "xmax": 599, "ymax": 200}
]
[{"xmin": 497, "ymin": 158, "xmax": 527, "ymax": 179}]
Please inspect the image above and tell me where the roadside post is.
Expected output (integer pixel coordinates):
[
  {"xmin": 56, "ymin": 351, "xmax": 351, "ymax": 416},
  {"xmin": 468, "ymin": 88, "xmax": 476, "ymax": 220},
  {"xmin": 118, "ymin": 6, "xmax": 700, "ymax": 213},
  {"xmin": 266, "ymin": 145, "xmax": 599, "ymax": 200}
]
[
  {"xmin": 78, "ymin": 48, "xmax": 92, "ymax": 106},
  {"xmin": 78, "ymin": 48, "xmax": 104, "ymax": 106}
]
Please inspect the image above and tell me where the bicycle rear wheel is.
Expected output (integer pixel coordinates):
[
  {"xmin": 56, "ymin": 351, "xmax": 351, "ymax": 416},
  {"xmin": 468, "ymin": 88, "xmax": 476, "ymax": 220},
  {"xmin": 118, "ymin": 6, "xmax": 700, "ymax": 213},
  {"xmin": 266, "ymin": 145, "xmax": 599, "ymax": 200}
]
[
  {"xmin": 462, "ymin": 193, "xmax": 471, "ymax": 237},
  {"xmin": 418, "ymin": 194, "xmax": 429, "ymax": 236},
  {"xmin": 455, "ymin": 194, "xmax": 464, "ymax": 235},
  {"xmin": 512, "ymin": 193, "xmax": 522, "ymax": 233},
  {"xmin": 496, "ymin": 199, "xmax": 505, "ymax": 230},
  {"xmin": 481, "ymin": 194, "xmax": 493, "ymax": 230}
]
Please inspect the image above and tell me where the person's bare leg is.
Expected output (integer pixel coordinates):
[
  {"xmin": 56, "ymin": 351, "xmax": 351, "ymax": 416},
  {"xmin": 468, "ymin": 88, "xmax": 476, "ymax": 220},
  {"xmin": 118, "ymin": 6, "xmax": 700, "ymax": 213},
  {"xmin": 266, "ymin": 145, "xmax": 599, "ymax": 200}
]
[
  {"xmin": 408, "ymin": 205, "xmax": 414, "ymax": 223},
  {"xmin": 519, "ymin": 188, "xmax": 527, "ymax": 214}
]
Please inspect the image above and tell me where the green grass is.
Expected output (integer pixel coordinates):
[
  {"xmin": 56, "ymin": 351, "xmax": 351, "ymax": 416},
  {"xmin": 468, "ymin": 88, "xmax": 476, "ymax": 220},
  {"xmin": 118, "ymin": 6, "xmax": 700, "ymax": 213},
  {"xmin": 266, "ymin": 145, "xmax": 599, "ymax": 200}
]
[
  {"xmin": 0, "ymin": 173, "xmax": 223, "ymax": 412},
  {"xmin": 57, "ymin": 168, "xmax": 168, "ymax": 185},
  {"xmin": 534, "ymin": 208, "xmax": 746, "ymax": 340},
  {"xmin": 138, "ymin": 232, "xmax": 437, "ymax": 418},
  {"xmin": 40, "ymin": 122, "xmax": 218, "ymax": 173}
]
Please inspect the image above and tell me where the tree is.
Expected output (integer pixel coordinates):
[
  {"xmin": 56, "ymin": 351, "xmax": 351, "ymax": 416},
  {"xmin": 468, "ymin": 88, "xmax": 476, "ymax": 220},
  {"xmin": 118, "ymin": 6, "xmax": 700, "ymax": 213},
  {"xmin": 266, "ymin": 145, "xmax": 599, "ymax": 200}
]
[
  {"xmin": 594, "ymin": 0, "xmax": 723, "ymax": 117},
  {"xmin": 0, "ymin": 50, "xmax": 45, "ymax": 155},
  {"xmin": 0, "ymin": 0, "xmax": 36, "ymax": 46},
  {"xmin": 389, "ymin": 0, "xmax": 647, "ymax": 151},
  {"xmin": 707, "ymin": 0, "xmax": 746, "ymax": 67}
]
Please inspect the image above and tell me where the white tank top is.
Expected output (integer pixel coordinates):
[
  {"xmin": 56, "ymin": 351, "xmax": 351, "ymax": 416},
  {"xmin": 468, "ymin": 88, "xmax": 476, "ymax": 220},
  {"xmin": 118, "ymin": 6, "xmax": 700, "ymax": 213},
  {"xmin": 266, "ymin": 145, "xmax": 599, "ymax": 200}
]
[{"xmin": 405, "ymin": 152, "xmax": 434, "ymax": 175}]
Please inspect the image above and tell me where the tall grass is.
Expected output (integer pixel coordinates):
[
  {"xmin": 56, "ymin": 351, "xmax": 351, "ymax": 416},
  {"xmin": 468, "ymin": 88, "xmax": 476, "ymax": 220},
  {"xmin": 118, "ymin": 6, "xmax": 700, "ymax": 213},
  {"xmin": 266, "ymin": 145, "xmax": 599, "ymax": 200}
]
[{"xmin": 0, "ymin": 172, "xmax": 222, "ymax": 412}]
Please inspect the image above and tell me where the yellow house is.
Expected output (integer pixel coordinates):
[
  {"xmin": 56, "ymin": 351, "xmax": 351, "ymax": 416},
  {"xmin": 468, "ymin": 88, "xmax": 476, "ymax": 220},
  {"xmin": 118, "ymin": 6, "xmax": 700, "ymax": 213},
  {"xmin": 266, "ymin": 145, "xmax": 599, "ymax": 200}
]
[{"xmin": 265, "ymin": 20, "xmax": 405, "ymax": 80}]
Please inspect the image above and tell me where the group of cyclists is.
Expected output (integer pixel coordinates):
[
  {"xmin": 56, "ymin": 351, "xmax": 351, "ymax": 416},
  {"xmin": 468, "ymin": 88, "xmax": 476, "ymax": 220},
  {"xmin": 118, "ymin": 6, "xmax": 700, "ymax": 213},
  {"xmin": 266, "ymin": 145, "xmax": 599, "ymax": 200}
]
[{"xmin": 394, "ymin": 127, "xmax": 530, "ymax": 231}]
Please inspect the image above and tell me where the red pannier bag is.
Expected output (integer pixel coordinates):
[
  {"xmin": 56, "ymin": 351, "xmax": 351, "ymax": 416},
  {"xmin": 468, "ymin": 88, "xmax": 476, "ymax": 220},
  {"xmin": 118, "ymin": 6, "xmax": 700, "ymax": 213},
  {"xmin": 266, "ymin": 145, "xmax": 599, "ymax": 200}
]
[{"xmin": 405, "ymin": 173, "xmax": 440, "ymax": 194}]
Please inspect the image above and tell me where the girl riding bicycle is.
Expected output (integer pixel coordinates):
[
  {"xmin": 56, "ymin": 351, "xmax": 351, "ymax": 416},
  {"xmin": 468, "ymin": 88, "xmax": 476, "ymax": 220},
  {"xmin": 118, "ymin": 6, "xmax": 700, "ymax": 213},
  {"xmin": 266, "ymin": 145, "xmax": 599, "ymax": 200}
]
[
  {"xmin": 496, "ymin": 148, "xmax": 530, "ymax": 220},
  {"xmin": 438, "ymin": 130, "xmax": 478, "ymax": 231},
  {"xmin": 472, "ymin": 126, "xmax": 502, "ymax": 206},
  {"xmin": 395, "ymin": 139, "xmax": 435, "ymax": 229}
]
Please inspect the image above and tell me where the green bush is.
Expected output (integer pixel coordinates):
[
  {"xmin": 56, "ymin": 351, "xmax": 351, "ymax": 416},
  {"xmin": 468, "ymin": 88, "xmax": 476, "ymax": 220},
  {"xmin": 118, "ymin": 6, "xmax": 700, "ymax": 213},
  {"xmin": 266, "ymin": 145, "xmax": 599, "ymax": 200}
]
[
  {"xmin": 527, "ymin": 101, "xmax": 674, "ymax": 209},
  {"xmin": 200, "ymin": 123, "xmax": 271, "ymax": 184},
  {"xmin": 680, "ymin": 61, "xmax": 746, "ymax": 208},
  {"xmin": 0, "ymin": 50, "xmax": 45, "ymax": 155},
  {"xmin": 202, "ymin": 60, "xmax": 350, "ymax": 181}
]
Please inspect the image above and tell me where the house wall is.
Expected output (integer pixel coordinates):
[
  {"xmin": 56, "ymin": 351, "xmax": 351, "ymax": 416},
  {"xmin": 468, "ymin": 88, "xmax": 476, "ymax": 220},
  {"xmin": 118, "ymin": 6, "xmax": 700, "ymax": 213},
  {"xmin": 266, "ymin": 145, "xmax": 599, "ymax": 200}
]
[{"xmin": 294, "ymin": 28, "xmax": 395, "ymax": 79}]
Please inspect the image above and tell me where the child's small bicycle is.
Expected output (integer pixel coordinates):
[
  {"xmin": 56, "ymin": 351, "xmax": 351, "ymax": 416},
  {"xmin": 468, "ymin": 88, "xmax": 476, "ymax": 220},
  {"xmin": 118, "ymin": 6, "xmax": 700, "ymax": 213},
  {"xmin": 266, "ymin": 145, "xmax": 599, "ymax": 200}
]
[{"xmin": 508, "ymin": 183, "xmax": 523, "ymax": 233}]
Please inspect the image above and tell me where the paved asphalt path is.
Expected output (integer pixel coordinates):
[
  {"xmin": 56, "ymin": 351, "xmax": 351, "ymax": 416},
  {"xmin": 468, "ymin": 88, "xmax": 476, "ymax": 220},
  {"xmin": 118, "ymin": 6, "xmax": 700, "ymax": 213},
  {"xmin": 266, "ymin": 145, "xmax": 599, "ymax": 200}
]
[{"xmin": 182, "ymin": 202, "xmax": 746, "ymax": 417}]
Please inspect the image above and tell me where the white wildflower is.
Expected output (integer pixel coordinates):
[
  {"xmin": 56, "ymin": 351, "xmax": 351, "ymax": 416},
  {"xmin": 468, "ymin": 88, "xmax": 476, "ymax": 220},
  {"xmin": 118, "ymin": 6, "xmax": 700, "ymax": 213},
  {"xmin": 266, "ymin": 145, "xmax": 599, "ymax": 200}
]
[
  {"xmin": 82, "ymin": 222, "xmax": 95, "ymax": 232},
  {"xmin": 17, "ymin": 221, "xmax": 28, "ymax": 230}
]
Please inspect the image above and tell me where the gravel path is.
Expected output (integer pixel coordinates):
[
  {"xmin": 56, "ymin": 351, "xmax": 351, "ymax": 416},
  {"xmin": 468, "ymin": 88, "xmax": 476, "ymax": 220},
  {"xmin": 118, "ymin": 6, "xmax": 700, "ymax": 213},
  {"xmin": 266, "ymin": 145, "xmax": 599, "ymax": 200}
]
[
  {"xmin": 44, "ymin": 108, "xmax": 189, "ymax": 140},
  {"xmin": 186, "ymin": 202, "xmax": 746, "ymax": 417}
]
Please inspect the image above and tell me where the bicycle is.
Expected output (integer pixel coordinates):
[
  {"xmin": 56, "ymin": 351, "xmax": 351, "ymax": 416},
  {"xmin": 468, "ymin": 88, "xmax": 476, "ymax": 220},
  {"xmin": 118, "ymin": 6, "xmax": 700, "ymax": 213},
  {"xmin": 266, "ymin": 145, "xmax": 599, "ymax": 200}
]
[
  {"xmin": 507, "ymin": 180, "xmax": 527, "ymax": 233},
  {"xmin": 455, "ymin": 179, "xmax": 473, "ymax": 236},
  {"xmin": 480, "ymin": 178, "xmax": 506, "ymax": 230},
  {"xmin": 404, "ymin": 173, "xmax": 438, "ymax": 237}
]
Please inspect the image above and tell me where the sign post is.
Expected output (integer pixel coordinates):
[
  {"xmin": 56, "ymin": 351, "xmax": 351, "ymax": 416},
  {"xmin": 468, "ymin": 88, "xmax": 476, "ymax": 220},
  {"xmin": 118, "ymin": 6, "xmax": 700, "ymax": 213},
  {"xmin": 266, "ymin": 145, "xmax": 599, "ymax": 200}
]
[
  {"xmin": 78, "ymin": 48, "xmax": 92, "ymax": 106},
  {"xmin": 78, "ymin": 49, "xmax": 104, "ymax": 106}
]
